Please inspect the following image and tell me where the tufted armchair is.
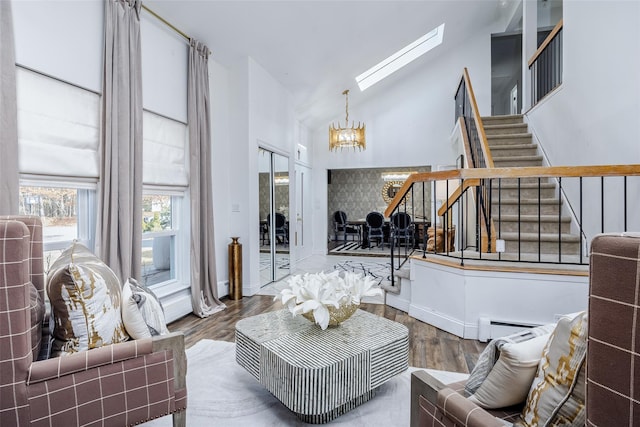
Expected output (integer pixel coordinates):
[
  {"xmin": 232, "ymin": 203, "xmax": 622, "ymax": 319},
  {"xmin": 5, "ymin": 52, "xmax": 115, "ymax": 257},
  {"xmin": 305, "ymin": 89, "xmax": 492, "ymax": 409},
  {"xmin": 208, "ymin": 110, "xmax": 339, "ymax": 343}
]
[{"xmin": 0, "ymin": 216, "xmax": 187, "ymax": 427}]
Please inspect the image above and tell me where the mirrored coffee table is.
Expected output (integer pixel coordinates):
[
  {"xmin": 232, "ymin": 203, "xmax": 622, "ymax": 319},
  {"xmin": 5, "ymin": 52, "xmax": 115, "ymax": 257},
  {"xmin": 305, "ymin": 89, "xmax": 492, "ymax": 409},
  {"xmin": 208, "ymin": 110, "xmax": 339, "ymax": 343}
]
[{"xmin": 235, "ymin": 309, "xmax": 409, "ymax": 423}]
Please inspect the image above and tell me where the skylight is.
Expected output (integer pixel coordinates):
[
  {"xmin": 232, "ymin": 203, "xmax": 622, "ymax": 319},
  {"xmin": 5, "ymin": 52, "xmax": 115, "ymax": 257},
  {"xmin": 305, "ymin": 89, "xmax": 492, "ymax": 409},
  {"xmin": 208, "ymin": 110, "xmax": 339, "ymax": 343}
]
[{"xmin": 355, "ymin": 23, "xmax": 445, "ymax": 91}]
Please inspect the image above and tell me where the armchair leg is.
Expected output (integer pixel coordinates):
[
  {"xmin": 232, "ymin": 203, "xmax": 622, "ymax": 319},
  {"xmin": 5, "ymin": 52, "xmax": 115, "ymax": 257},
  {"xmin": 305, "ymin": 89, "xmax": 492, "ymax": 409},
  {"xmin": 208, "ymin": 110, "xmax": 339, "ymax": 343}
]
[{"xmin": 173, "ymin": 410, "xmax": 186, "ymax": 427}]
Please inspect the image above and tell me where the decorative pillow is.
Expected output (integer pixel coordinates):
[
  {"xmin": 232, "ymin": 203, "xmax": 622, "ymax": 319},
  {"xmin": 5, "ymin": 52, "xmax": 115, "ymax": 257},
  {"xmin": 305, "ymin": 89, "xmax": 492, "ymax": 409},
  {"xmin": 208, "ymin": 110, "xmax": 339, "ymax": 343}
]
[
  {"xmin": 468, "ymin": 333, "xmax": 551, "ymax": 408},
  {"xmin": 466, "ymin": 323, "xmax": 556, "ymax": 395},
  {"xmin": 121, "ymin": 278, "xmax": 169, "ymax": 339},
  {"xmin": 46, "ymin": 242, "xmax": 129, "ymax": 357},
  {"xmin": 516, "ymin": 311, "xmax": 588, "ymax": 427}
]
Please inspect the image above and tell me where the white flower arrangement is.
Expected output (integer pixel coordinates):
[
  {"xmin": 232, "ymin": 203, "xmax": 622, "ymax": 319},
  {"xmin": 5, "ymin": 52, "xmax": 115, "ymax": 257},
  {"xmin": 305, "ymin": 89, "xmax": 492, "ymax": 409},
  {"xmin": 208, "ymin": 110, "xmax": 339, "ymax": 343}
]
[{"xmin": 274, "ymin": 271, "xmax": 383, "ymax": 330}]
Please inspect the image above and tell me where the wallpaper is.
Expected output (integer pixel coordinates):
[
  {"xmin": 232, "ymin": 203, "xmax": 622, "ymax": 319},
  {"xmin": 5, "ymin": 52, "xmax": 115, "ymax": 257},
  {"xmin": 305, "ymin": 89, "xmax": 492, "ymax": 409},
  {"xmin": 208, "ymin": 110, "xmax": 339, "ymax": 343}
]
[{"xmin": 327, "ymin": 166, "xmax": 432, "ymax": 237}]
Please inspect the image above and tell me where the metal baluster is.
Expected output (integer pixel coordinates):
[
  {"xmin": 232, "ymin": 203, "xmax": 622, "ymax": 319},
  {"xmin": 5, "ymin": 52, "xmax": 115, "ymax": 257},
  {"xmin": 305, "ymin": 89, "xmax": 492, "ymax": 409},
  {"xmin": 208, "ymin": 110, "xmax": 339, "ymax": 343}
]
[
  {"xmin": 558, "ymin": 177, "xmax": 562, "ymax": 264},
  {"xmin": 601, "ymin": 176, "xmax": 605, "ymax": 233},
  {"xmin": 579, "ymin": 177, "xmax": 583, "ymax": 263}
]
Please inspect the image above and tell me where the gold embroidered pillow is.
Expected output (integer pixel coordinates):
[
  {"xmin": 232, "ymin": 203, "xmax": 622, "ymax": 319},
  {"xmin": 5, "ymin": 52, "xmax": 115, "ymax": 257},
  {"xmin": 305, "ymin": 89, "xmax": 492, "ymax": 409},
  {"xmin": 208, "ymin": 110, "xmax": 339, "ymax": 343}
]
[
  {"xmin": 47, "ymin": 242, "xmax": 129, "ymax": 357},
  {"xmin": 516, "ymin": 311, "xmax": 587, "ymax": 426}
]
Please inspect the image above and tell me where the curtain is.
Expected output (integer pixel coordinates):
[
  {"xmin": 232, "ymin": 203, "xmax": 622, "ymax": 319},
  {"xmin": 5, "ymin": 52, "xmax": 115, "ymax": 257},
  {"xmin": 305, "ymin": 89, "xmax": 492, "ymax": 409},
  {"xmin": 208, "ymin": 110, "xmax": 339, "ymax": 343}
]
[
  {"xmin": 188, "ymin": 39, "xmax": 225, "ymax": 317},
  {"xmin": 0, "ymin": 1, "xmax": 19, "ymax": 215},
  {"xmin": 97, "ymin": 0, "xmax": 143, "ymax": 282}
]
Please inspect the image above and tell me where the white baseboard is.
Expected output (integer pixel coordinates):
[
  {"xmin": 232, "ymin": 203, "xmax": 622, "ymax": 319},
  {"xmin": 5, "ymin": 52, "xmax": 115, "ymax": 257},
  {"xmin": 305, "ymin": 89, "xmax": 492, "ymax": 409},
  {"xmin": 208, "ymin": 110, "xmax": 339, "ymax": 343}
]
[
  {"xmin": 217, "ymin": 280, "xmax": 229, "ymax": 298},
  {"xmin": 409, "ymin": 304, "xmax": 466, "ymax": 338},
  {"xmin": 386, "ymin": 292, "xmax": 410, "ymax": 312}
]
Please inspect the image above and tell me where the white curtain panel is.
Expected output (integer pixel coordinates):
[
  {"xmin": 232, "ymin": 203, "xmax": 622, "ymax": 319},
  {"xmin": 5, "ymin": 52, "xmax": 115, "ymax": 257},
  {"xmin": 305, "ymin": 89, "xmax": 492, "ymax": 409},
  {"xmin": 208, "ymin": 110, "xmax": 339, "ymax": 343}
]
[
  {"xmin": 0, "ymin": 0, "xmax": 19, "ymax": 215},
  {"xmin": 142, "ymin": 110, "xmax": 188, "ymax": 187},
  {"xmin": 188, "ymin": 39, "xmax": 225, "ymax": 317},
  {"xmin": 97, "ymin": 0, "xmax": 143, "ymax": 283},
  {"xmin": 16, "ymin": 67, "xmax": 100, "ymax": 179}
]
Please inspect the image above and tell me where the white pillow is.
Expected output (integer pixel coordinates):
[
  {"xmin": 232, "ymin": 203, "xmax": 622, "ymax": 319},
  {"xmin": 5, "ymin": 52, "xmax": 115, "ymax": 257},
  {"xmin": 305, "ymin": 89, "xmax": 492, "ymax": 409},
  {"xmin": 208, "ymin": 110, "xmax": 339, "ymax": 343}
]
[
  {"xmin": 121, "ymin": 278, "xmax": 169, "ymax": 339},
  {"xmin": 468, "ymin": 333, "xmax": 551, "ymax": 409},
  {"xmin": 121, "ymin": 280, "xmax": 152, "ymax": 339}
]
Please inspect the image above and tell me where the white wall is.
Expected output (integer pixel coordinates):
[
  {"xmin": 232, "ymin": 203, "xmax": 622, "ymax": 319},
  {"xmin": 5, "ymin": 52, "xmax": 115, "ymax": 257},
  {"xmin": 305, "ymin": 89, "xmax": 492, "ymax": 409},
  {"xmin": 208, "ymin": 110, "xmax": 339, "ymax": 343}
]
[
  {"xmin": 209, "ymin": 58, "xmax": 233, "ymax": 298},
  {"xmin": 310, "ymin": 23, "xmax": 497, "ymax": 254},
  {"xmin": 525, "ymin": 0, "xmax": 640, "ymax": 239},
  {"xmin": 223, "ymin": 57, "xmax": 298, "ymax": 296},
  {"xmin": 527, "ymin": 0, "xmax": 640, "ymax": 166},
  {"xmin": 410, "ymin": 259, "xmax": 588, "ymax": 340}
]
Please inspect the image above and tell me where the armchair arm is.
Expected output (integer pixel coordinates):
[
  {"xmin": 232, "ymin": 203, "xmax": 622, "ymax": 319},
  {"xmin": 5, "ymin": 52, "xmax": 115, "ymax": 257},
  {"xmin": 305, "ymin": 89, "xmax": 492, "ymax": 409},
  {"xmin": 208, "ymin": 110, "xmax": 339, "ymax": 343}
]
[
  {"xmin": 411, "ymin": 370, "xmax": 447, "ymax": 427},
  {"xmin": 152, "ymin": 332, "xmax": 187, "ymax": 427},
  {"xmin": 411, "ymin": 370, "xmax": 504, "ymax": 427},
  {"xmin": 436, "ymin": 387, "xmax": 505, "ymax": 427},
  {"xmin": 28, "ymin": 338, "xmax": 153, "ymax": 384},
  {"xmin": 152, "ymin": 331, "xmax": 186, "ymax": 390}
]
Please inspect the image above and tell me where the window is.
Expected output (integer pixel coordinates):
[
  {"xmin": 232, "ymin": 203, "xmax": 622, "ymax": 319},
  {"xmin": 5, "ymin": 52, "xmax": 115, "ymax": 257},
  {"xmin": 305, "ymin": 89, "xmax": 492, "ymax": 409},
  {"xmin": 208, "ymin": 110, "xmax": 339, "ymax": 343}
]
[
  {"xmin": 19, "ymin": 184, "xmax": 96, "ymax": 273},
  {"xmin": 141, "ymin": 193, "xmax": 183, "ymax": 287}
]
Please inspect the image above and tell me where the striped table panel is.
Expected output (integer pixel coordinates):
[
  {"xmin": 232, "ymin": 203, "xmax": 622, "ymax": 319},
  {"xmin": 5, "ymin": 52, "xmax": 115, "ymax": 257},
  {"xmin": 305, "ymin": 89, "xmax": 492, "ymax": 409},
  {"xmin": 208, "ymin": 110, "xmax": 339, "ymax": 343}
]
[{"xmin": 235, "ymin": 309, "xmax": 409, "ymax": 423}]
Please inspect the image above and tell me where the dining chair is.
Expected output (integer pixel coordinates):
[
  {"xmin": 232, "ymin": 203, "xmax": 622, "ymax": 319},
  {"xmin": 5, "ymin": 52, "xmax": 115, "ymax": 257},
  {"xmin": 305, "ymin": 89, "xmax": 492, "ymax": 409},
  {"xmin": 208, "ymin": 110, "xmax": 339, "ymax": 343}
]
[
  {"xmin": 390, "ymin": 211, "xmax": 415, "ymax": 250},
  {"xmin": 365, "ymin": 211, "xmax": 385, "ymax": 249},
  {"xmin": 333, "ymin": 211, "xmax": 361, "ymax": 244},
  {"xmin": 267, "ymin": 213, "xmax": 288, "ymax": 245}
]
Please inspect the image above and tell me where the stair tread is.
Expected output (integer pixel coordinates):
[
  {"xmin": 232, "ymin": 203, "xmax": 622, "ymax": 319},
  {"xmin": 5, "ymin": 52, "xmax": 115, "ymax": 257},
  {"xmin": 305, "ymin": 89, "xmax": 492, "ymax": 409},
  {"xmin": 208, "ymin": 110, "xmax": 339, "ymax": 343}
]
[
  {"xmin": 493, "ymin": 155, "xmax": 543, "ymax": 160},
  {"xmin": 497, "ymin": 214, "xmax": 571, "ymax": 222},
  {"xmin": 487, "ymin": 133, "xmax": 532, "ymax": 139},
  {"xmin": 490, "ymin": 144, "xmax": 537, "ymax": 150},
  {"xmin": 498, "ymin": 232, "xmax": 581, "ymax": 242},
  {"xmin": 491, "ymin": 182, "xmax": 555, "ymax": 188},
  {"xmin": 482, "ymin": 114, "xmax": 523, "ymax": 120},
  {"xmin": 484, "ymin": 123, "xmax": 528, "ymax": 129},
  {"xmin": 493, "ymin": 199, "xmax": 562, "ymax": 204}
]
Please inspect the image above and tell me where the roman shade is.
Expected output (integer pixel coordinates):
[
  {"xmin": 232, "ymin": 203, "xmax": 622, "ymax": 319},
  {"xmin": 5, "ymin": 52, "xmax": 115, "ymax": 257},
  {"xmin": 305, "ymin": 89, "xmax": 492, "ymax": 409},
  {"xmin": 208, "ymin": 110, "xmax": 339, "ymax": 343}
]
[
  {"xmin": 143, "ymin": 110, "xmax": 188, "ymax": 187},
  {"xmin": 16, "ymin": 67, "xmax": 100, "ymax": 179}
]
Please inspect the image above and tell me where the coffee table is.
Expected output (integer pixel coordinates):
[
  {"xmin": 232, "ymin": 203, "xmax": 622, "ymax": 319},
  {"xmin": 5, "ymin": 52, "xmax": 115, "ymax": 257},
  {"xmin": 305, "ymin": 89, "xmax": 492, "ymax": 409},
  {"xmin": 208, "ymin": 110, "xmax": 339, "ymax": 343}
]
[{"xmin": 235, "ymin": 309, "xmax": 409, "ymax": 423}]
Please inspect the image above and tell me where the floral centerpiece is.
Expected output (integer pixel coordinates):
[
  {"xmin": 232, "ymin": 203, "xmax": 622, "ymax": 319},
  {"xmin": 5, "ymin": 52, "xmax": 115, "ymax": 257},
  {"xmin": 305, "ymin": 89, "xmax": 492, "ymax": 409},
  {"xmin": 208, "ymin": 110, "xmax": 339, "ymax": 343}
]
[{"xmin": 274, "ymin": 271, "xmax": 383, "ymax": 330}]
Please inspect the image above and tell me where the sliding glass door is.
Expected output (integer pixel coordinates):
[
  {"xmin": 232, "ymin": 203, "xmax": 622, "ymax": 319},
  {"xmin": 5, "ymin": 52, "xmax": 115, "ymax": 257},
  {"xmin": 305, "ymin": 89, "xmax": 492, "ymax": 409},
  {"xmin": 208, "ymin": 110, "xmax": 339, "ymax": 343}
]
[{"xmin": 258, "ymin": 148, "xmax": 290, "ymax": 286}]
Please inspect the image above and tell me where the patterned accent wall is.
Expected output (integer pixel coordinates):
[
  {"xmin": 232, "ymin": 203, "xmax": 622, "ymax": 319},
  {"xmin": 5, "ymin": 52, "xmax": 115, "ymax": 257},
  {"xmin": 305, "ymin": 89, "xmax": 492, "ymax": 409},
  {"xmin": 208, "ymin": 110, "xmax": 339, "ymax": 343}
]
[{"xmin": 327, "ymin": 166, "xmax": 431, "ymax": 237}]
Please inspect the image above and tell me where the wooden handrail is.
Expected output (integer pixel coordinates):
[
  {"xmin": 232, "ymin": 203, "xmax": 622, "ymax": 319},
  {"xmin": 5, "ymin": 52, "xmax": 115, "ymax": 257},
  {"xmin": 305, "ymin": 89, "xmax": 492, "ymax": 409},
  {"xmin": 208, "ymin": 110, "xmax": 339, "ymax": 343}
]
[
  {"xmin": 528, "ymin": 19, "xmax": 564, "ymax": 67},
  {"xmin": 436, "ymin": 179, "xmax": 479, "ymax": 217},
  {"xmin": 462, "ymin": 68, "xmax": 494, "ymax": 168},
  {"xmin": 384, "ymin": 164, "xmax": 640, "ymax": 217}
]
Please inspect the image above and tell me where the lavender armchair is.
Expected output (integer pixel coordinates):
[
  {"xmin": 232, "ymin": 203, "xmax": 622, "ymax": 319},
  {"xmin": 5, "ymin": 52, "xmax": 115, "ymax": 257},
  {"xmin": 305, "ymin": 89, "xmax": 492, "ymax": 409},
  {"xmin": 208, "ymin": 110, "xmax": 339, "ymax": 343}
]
[{"xmin": 0, "ymin": 216, "xmax": 187, "ymax": 427}]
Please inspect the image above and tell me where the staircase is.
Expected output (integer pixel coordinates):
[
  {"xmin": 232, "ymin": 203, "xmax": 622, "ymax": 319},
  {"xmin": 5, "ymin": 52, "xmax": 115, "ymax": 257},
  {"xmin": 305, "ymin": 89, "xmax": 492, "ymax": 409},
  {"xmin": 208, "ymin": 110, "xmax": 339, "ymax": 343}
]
[{"xmin": 481, "ymin": 114, "xmax": 580, "ymax": 259}]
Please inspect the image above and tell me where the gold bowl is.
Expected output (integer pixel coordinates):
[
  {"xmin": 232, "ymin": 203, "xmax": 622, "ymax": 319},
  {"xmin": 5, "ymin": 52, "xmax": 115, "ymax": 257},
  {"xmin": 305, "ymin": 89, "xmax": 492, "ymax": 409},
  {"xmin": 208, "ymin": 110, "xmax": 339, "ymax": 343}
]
[{"xmin": 302, "ymin": 303, "xmax": 359, "ymax": 327}]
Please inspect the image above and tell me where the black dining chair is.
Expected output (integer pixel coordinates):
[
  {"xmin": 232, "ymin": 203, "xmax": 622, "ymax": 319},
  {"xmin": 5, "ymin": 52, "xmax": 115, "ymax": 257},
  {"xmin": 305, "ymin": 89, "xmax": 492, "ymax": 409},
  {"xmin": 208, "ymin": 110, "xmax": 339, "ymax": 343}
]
[
  {"xmin": 390, "ymin": 212, "xmax": 415, "ymax": 250},
  {"xmin": 333, "ymin": 211, "xmax": 360, "ymax": 245},
  {"xmin": 365, "ymin": 212, "xmax": 385, "ymax": 249},
  {"xmin": 267, "ymin": 213, "xmax": 288, "ymax": 245}
]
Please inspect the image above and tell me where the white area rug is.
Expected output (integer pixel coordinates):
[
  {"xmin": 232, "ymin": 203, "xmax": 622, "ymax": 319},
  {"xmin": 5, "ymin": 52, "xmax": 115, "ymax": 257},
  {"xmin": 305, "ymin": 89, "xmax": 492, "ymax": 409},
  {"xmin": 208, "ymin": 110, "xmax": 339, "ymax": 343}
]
[
  {"xmin": 257, "ymin": 257, "xmax": 391, "ymax": 303},
  {"xmin": 143, "ymin": 339, "xmax": 467, "ymax": 427},
  {"xmin": 332, "ymin": 259, "xmax": 392, "ymax": 287}
]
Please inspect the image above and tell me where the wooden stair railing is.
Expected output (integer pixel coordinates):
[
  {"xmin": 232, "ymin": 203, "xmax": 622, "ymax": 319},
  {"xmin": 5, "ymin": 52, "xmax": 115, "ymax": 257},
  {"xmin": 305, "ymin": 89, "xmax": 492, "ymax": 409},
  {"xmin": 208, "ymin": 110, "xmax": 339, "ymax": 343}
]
[
  {"xmin": 385, "ymin": 165, "xmax": 640, "ymax": 255},
  {"xmin": 529, "ymin": 19, "xmax": 563, "ymax": 105},
  {"xmin": 438, "ymin": 68, "xmax": 496, "ymax": 251}
]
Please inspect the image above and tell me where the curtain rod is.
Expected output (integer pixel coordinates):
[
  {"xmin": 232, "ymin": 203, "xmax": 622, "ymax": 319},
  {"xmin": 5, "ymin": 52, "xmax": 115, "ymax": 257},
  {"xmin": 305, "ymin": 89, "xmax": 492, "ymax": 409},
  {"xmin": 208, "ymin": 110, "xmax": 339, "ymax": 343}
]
[
  {"xmin": 141, "ymin": 3, "xmax": 212, "ymax": 57},
  {"xmin": 141, "ymin": 3, "xmax": 190, "ymax": 42}
]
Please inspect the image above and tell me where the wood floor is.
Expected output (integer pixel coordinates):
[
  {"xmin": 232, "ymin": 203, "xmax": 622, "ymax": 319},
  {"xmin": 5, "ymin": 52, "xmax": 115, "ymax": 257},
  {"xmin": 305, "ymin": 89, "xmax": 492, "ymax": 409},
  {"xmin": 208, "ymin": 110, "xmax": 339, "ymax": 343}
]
[{"xmin": 168, "ymin": 295, "xmax": 487, "ymax": 373}]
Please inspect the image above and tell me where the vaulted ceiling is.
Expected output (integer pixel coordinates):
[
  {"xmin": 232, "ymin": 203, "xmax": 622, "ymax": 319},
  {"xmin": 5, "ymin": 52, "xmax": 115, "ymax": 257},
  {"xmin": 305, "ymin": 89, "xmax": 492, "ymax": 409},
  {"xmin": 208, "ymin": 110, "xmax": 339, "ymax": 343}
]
[{"xmin": 146, "ymin": 1, "xmax": 508, "ymax": 130}]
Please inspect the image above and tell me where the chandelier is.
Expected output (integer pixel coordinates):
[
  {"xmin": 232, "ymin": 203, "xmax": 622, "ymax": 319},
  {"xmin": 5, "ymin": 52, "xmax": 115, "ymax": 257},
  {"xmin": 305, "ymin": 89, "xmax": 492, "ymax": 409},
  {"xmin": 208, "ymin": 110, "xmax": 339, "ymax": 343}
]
[{"xmin": 329, "ymin": 89, "xmax": 366, "ymax": 151}]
